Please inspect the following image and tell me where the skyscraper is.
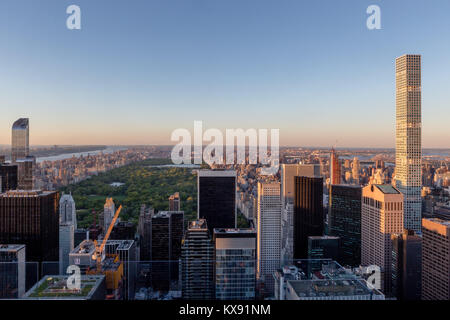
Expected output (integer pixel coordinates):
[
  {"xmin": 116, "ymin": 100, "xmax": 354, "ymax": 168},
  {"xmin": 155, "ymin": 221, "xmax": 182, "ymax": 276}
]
[
  {"xmin": 0, "ymin": 163, "xmax": 18, "ymax": 193},
  {"xmin": 391, "ymin": 230, "xmax": 422, "ymax": 300},
  {"xmin": 11, "ymin": 118, "xmax": 29, "ymax": 163},
  {"xmin": 59, "ymin": 194, "xmax": 77, "ymax": 274},
  {"xmin": 330, "ymin": 148, "xmax": 341, "ymax": 185},
  {"xmin": 361, "ymin": 184, "xmax": 404, "ymax": 294},
  {"xmin": 328, "ymin": 184, "xmax": 362, "ymax": 267},
  {"xmin": 280, "ymin": 164, "xmax": 321, "ymax": 263},
  {"xmin": 395, "ymin": 54, "xmax": 422, "ymax": 233},
  {"xmin": 181, "ymin": 219, "xmax": 214, "ymax": 300},
  {"xmin": 138, "ymin": 205, "xmax": 154, "ymax": 261},
  {"xmin": 0, "ymin": 244, "xmax": 26, "ymax": 299},
  {"xmin": 256, "ymin": 182, "xmax": 281, "ymax": 294},
  {"xmin": 149, "ymin": 211, "xmax": 184, "ymax": 291},
  {"xmin": 103, "ymin": 198, "xmax": 115, "ymax": 232},
  {"xmin": 105, "ymin": 240, "xmax": 137, "ymax": 300},
  {"xmin": 421, "ymin": 218, "xmax": 450, "ymax": 300},
  {"xmin": 214, "ymin": 228, "xmax": 257, "ymax": 300},
  {"xmin": 280, "ymin": 164, "xmax": 321, "ymax": 207},
  {"xmin": 198, "ymin": 170, "xmax": 236, "ymax": 233},
  {"xmin": 0, "ymin": 190, "xmax": 59, "ymax": 263},
  {"xmin": 169, "ymin": 192, "xmax": 181, "ymax": 211},
  {"xmin": 16, "ymin": 156, "xmax": 35, "ymax": 190},
  {"xmin": 351, "ymin": 157, "xmax": 360, "ymax": 184},
  {"xmin": 293, "ymin": 176, "xmax": 324, "ymax": 259}
]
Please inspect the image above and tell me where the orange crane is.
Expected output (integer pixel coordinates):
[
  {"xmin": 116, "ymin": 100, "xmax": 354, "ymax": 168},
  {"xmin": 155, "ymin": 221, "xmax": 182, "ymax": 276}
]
[{"xmin": 91, "ymin": 205, "xmax": 122, "ymax": 271}]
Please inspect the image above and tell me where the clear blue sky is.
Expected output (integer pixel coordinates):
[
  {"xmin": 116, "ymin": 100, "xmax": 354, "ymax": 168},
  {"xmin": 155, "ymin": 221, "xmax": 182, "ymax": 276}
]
[{"xmin": 0, "ymin": 0, "xmax": 449, "ymax": 147}]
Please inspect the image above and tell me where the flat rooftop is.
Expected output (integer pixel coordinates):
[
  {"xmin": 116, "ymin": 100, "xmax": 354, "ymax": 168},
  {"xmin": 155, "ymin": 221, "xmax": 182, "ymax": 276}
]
[
  {"xmin": 0, "ymin": 190, "xmax": 56, "ymax": 197},
  {"xmin": 23, "ymin": 275, "xmax": 105, "ymax": 300},
  {"xmin": 71, "ymin": 240, "xmax": 96, "ymax": 255},
  {"xmin": 375, "ymin": 185, "xmax": 400, "ymax": 194},
  {"xmin": 0, "ymin": 244, "xmax": 25, "ymax": 252},
  {"xmin": 198, "ymin": 169, "xmax": 236, "ymax": 177},
  {"xmin": 288, "ymin": 279, "xmax": 384, "ymax": 299}
]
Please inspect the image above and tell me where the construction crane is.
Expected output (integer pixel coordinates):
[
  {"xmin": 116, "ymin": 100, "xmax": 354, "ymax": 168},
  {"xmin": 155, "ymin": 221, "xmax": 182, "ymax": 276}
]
[{"xmin": 91, "ymin": 205, "xmax": 122, "ymax": 271}]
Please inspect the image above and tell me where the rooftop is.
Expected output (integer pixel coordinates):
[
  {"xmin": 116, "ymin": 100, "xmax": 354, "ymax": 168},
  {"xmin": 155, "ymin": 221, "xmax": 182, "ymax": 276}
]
[
  {"xmin": 23, "ymin": 275, "xmax": 105, "ymax": 300},
  {"xmin": 198, "ymin": 169, "xmax": 236, "ymax": 177},
  {"xmin": 288, "ymin": 278, "xmax": 384, "ymax": 299},
  {"xmin": 71, "ymin": 240, "xmax": 96, "ymax": 255},
  {"xmin": 0, "ymin": 244, "xmax": 25, "ymax": 252},
  {"xmin": 12, "ymin": 118, "xmax": 29, "ymax": 130},
  {"xmin": 375, "ymin": 184, "xmax": 400, "ymax": 194}
]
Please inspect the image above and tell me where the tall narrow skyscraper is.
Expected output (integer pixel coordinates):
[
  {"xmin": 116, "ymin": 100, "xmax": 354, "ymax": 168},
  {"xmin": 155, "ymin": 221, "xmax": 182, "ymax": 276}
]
[
  {"xmin": 59, "ymin": 194, "xmax": 77, "ymax": 274},
  {"xmin": 395, "ymin": 54, "xmax": 422, "ymax": 233},
  {"xmin": 256, "ymin": 182, "xmax": 281, "ymax": 293},
  {"xmin": 181, "ymin": 219, "xmax": 214, "ymax": 300},
  {"xmin": 11, "ymin": 118, "xmax": 29, "ymax": 163}
]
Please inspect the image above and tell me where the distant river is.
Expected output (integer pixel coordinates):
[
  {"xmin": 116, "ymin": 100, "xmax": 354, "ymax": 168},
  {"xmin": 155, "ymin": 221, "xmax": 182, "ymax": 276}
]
[{"xmin": 36, "ymin": 146, "xmax": 127, "ymax": 163}]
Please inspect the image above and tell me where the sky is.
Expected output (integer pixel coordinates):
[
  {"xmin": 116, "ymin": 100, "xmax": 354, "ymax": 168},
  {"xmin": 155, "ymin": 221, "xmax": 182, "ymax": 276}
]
[{"xmin": 0, "ymin": 0, "xmax": 449, "ymax": 147}]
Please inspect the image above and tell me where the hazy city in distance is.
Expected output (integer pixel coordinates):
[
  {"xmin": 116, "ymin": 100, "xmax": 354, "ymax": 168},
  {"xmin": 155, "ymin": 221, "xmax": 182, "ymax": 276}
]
[{"xmin": 1, "ymin": 0, "xmax": 450, "ymax": 307}]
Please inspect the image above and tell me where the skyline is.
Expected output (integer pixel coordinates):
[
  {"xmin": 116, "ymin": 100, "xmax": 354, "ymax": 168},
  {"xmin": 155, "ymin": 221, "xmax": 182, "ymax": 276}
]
[{"xmin": 1, "ymin": 1, "xmax": 450, "ymax": 147}]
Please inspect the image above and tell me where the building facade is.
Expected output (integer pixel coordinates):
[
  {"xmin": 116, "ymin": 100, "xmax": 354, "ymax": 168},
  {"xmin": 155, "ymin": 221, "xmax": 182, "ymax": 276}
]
[
  {"xmin": 256, "ymin": 182, "xmax": 281, "ymax": 295},
  {"xmin": 181, "ymin": 219, "xmax": 214, "ymax": 300},
  {"xmin": 395, "ymin": 54, "xmax": 422, "ymax": 233},
  {"xmin": 214, "ymin": 228, "xmax": 257, "ymax": 300},
  {"xmin": 361, "ymin": 185, "xmax": 404, "ymax": 295},
  {"xmin": 391, "ymin": 229, "xmax": 422, "ymax": 300},
  {"xmin": 293, "ymin": 176, "xmax": 324, "ymax": 259},
  {"xmin": 11, "ymin": 118, "xmax": 29, "ymax": 163},
  {"xmin": 328, "ymin": 184, "xmax": 362, "ymax": 266},
  {"xmin": 0, "ymin": 244, "xmax": 26, "ymax": 299},
  {"xmin": 0, "ymin": 190, "xmax": 59, "ymax": 263},
  {"xmin": 59, "ymin": 194, "xmax": 77, "ymax": 274},
  {"xmin": 421, "ymin": 218, "xmax": 450, "ymax": 300},
  {"xmin": 198, "ymin": 170, "xmax": 236, "ymax": 233}
]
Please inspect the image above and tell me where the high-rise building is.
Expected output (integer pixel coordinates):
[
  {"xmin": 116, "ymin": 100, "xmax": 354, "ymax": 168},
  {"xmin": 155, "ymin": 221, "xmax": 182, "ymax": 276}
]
[
  {"xmin": 0, "ymin": 244, "xmax": 26, "ymax": 299},
  {"xmin": 181, "ymin": 219, "xmax": 214, "ymax": 300},
  {"xmin": 280, "ymin": 164, "xmax": 321, "ymax": 263},
  {"xmin": 149, "ymin": 211, "xmax": 184, "ymax": 291},
  {"xmin": 395, "ymin": 54, "xmax": 422, "ymax": 233},
  {"xmin": 281, "ymin": 164, "xmax": 321, "ymax": 207},
  {"xmin": 110, "ymin": 221, "xmax": 135, "ymax": 240},
  {"xmin": 307, "ymin": 236, "xmax": 340, "ymax": 262},
  {"xmin": 351, "ymin": 157, "xmax": 360, "ymax": 184},
  {"xmin": 293, "ymin": 176, "xmax": 324, "ymax": 259},
  {"xmin": 59, "ymin": 194, "xmax": 77, "ymax": 274},
  {"xmin": 198, "ymin": 170, "xmax": 236, "ymax": 233},
  {"xmin": 0, "ymin": 190, "xmax": 59, "ymax": 263},
  {"xmin": 11, "ymin": 118, "xmax": 29, "ymax": 163},
  {"xmin": 0, "ymin": 163, "xmax": 18, "ymax": 193},
  {"xmin": 105, "ymin": 240, "xmax": 137, "ymax": 300},
  {"xmin": 214, "ymin": 228, "xmax": 257, "ymax": 300},
  {"xmin": 103, "ymin": 198, "xmax": 116, "ymax": 232},
  {"xmin": 330, "ymin": 148, "xmax": 341, "ymax": 185},
  {"xmin": 138, "ymin": 205, "xmax": 154, "ymax": 261},
  {"xmin": 256, "ymin": 182, "xmax": 281, "ymax": 294},
  {"xmin": 421, "ymin": 218, "xmax": 450, "ymax": 300},
  {"xmin": 391, "ymin": 230, "xmax": 422, "ymax": 300},
  {"xmin": 361, "ymin": 184, "xmax": 404, "ymax": 294},
  {"xmin": 328, "ymin": 184, "xmax": 362, "ymax": 266},
  {"xmin": 169, "ymin": 192, "xmax": 181, "ymax": 211},
  {"xmin": 16, "ymin": 156, "xmax": 35, "ymax": 190}
]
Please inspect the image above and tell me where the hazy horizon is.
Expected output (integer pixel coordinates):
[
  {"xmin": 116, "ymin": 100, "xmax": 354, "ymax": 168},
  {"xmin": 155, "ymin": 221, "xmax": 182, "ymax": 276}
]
[{"xmin": 1, "ymin": 1, "xmax": 449, "ymax": 147}]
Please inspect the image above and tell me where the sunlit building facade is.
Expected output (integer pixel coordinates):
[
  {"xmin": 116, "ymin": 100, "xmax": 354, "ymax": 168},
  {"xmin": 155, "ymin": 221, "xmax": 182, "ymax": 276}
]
[{"xmin": 395, "ymin": 54, "xmax": 422, "ymax": 233}]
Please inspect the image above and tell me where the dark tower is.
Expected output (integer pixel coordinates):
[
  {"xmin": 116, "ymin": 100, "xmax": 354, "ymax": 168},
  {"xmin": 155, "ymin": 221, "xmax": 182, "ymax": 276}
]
[{"xmin": 293, "ymin": 176, "xmax": 323, "ymax": 259}]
